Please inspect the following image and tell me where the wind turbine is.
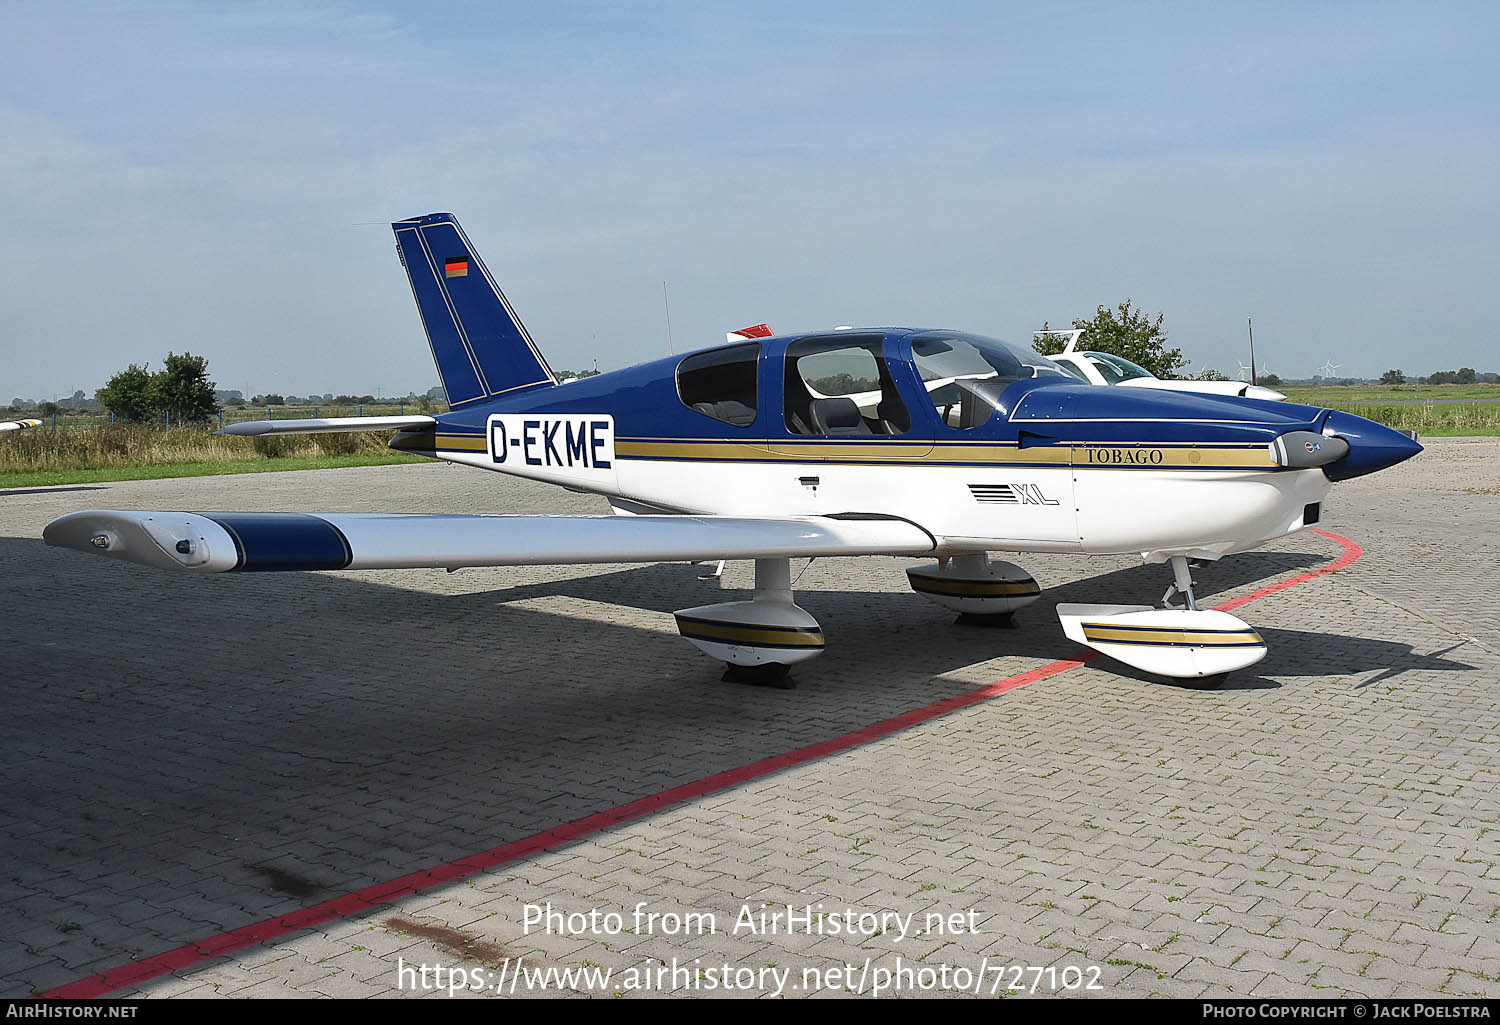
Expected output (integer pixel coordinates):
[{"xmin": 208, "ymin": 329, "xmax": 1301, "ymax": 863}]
[
  {"xmin": 1237, "ymin": 361, "xmax": 1253, "ymax": 382},
  {"xmin": 1318, "ymin": 359, "xmax": 1342, "ymax": 379}
]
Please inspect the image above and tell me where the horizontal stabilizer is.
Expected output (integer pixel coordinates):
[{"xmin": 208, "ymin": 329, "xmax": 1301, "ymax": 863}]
[
  {"xmin": 216, "ymin": 415, "xmax": 437, "ymax": 437},
  {"xmin": 44, "ymin": 510, "xmax": 936, "ymax": 573}
]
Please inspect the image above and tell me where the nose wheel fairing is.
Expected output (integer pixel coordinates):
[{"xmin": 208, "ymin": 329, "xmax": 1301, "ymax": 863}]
[{"xmin": 1057, "ymin": 604, "xmax": 1267, "ymax": 678}]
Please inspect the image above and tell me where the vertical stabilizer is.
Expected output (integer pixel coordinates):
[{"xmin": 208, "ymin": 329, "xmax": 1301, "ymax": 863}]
[{"xmin": 392, "ymin": 212, "xmax": 556, "ymax": 407}]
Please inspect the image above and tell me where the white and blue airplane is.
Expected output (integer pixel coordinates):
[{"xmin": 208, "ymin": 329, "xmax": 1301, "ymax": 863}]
[{"xmin": 44, "ymin": 213, "xmax": 1422, "ymax": 684}]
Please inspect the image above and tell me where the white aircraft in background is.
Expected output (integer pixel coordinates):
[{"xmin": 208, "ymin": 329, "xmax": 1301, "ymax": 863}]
[
  {"xmin": 1, "ymin": 418, "xmax": 42, "ymax": 433},
  {"xmin": 1042, "ymin": 330, "xmax": 1288, "ymax": 401},
  {"xmin": 45, "ymin": 213, "xmax": 1421, "ymax": 685}
]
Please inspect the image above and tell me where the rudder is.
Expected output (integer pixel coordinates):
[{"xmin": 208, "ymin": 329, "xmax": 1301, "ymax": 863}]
[{"xmin": 392, "ymin": 212, "xmax": 556, "ymax": 408}]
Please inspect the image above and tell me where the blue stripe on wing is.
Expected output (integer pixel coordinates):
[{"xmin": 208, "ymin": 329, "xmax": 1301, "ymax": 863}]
[{"xmin": 200, "ymin": 513, "xmax": 353, "ymax": 572}]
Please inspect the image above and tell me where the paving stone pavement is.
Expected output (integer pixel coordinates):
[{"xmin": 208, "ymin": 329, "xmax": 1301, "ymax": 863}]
[{"xmin": 1, "ymin": 440, "xmax": 1496, "ymax": 999}]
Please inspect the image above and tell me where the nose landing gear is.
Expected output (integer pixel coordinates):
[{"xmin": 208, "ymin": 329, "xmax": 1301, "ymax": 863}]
[{"xmin": 1056, "ymin": 555, "xmax": 1267, "ymax": 681}]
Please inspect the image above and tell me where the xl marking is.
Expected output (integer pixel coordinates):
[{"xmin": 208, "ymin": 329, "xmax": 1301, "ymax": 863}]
[{"xmin": 1017, "ymin": 484, "xmax": 1059, "ymax": 506}]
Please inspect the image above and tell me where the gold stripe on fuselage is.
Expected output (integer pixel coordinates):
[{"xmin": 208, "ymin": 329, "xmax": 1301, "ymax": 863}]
[
  {"xmin": 616, "ymin": 438, "xmax": 1274, "ymax": 469},
  {"xmin": 420, "ymin": 433, "xmax": 1278, "ymax": 470}
]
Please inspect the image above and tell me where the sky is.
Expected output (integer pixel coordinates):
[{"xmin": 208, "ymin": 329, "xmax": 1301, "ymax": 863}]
[{"xmin": 2, "ymin": 1, "xmax": 1496, "ymax": 399}]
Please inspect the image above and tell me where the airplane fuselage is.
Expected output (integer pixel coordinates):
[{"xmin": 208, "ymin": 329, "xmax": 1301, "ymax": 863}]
[{"xmin": 393, "ymin": 329, "xmax": 1366, "ymax": 563}]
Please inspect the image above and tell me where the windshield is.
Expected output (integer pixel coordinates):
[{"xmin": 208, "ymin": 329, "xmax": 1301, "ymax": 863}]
[
  {"xmin": 909, "ymin": 331, "xmax": 1071, "ymax": 429},
  {"xmin": 1085, "ymin": 351, "xmax": 1155, "ymax": 383}
]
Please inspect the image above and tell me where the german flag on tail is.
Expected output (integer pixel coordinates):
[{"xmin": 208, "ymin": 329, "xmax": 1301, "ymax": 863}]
[{"xmin": 444, "ymin": 255, "xmax": 469, "ymax": 278}]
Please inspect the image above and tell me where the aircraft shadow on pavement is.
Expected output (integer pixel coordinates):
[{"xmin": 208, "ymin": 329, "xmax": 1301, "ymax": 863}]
[
  {"xmin": 0, "ymin": 535, "xmax": 1449, "ymax": 993},
  {"xmin": 1099, "ymin": 629, "xmax": 1477, "ymax": 692}
]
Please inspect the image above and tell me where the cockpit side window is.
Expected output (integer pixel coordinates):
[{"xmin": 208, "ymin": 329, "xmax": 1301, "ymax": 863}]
[
  {"xmin": 676, "ymin": 343, "xmax": 760, "ymax": 428},
  {"xmin": 783, "ymin": 335, "xmax": 910, "ymax": 437}
]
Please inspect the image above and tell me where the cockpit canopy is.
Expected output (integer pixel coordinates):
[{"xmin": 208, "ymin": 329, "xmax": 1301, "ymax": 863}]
[
  {"xmin": 908, "ymin": 331, "xmax": 1074, "ymax": 429},
  {"xmin": 675, "ymin": 329, "xmax": 1075, "ymax": 435}
]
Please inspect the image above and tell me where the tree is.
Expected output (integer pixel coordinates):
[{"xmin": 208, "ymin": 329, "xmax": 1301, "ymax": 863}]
[
  {"xmin": 1033, "ymin": 300, "xmax": 1187, "ymax": 378},
  {"xmin": 1380, "ymin": 369, "xmax": 1406, "ymax": 385},
  {"xmin": 150, "ymin": 352, "xmax": 218, "ymax": 424},
  {"xmin": 1195, "ymin": 369, "xmax": 1230, "ymax": 381},
  {"xmin": 96, "ymin": 363, "xmax": 156, "ymax": 422},
  {"xmin": 96, "ymin": 353, "xmax": 219, "ymax": 423}
]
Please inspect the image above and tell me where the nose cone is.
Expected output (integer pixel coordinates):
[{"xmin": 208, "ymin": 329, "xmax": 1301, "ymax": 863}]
[{"xmin": 1320, "ymin": 410, "xmax": 1423, "ymax": 481}]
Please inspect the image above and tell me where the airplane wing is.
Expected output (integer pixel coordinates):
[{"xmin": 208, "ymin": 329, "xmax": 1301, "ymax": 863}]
[
  {"xmin": 217, "ymin": 415, "xmax": 437, "ymax": 437},
  {"xmin": 43, "ymin": 510, "xmax": 936, "ymax": 573},
  {"xmin": 1, "ymin": 418, "xmax": 43, "ymax": 433}
]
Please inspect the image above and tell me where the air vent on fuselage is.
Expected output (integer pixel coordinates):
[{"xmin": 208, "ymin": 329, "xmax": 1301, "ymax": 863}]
[{"xmin": 968, "ymin": 484, "xmax": 1019, "ymax": 505}]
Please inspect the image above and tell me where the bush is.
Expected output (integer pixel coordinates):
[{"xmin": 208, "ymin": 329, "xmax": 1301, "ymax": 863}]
[
  {"xmin": 315, "ymin": 432, "xmax": 361, "ymax": 456},
  {"xmin": 252, "ymin": 435, "xmax": 300, "ymax": 458}
]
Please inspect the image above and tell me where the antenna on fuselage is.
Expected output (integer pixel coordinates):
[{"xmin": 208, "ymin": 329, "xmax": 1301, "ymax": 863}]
[
  {"xmin": 1247, "ymin": 317, "xmax": 1258, "ymax": 386},
  {"xmin": 663, "ymin": 280, "xmax": 675, "ymax": 355}
]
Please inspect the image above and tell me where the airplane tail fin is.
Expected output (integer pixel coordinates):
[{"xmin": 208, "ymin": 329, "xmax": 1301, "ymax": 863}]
[{"xmin": 391, "ymin": 212, "xmax": 556, "ymax": 408}]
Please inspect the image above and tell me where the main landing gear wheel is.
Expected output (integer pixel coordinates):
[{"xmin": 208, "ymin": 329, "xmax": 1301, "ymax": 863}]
[
  {"xmin": 953, "ymin": 611, "xmax": 1018, "ymax": 629},
  {"xmin": 907, "ymin": 554, "xmax": 1041, "ymax": 623},
  {"xmin": 674, "ymin": 558, "xmax": 822, "ymax": 685},
  {"xmin": 720, "ymin": 663, "xmax": 796, "ymax": 689},
  {"xmin": 1057, "ymin": 556, "xmax": 1267, "ymax": 682},
  {"xmin": 1180, "ymin": 672, "xmax": 1230, "ymax": 690}
]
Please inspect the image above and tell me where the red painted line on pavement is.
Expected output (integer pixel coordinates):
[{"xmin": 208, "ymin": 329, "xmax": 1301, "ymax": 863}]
[
  {"xmin": 43, "ymin": 530, "xmax": 1362, "ymax": 999},
  {"xmin": 1215, "ymin": 529, "xmax": 1363, "ymax": 613}
]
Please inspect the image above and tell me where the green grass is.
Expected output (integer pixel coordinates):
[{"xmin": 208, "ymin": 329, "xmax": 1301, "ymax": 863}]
[
  {"xmin": 1319, "ymin": 403, "xmax": 1500, "ymax": 436},
  {"xmin": 17, "ymin": 403, "xmax": 444, "ymax": 432},
  {"xmin": 0, "ymin": 452, "xmax": 427, "ymax": 490},
  {"xmin": 1282, "ymin": 383, "xmax": 1500, "ymax": 404},
  {"xmin": 0, "ymin": 422, "xmax": 431, "ymax": 489},
  {"xmin": 1275, "ymin": 384, "xmax": 1500, "ymax": 434}
]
